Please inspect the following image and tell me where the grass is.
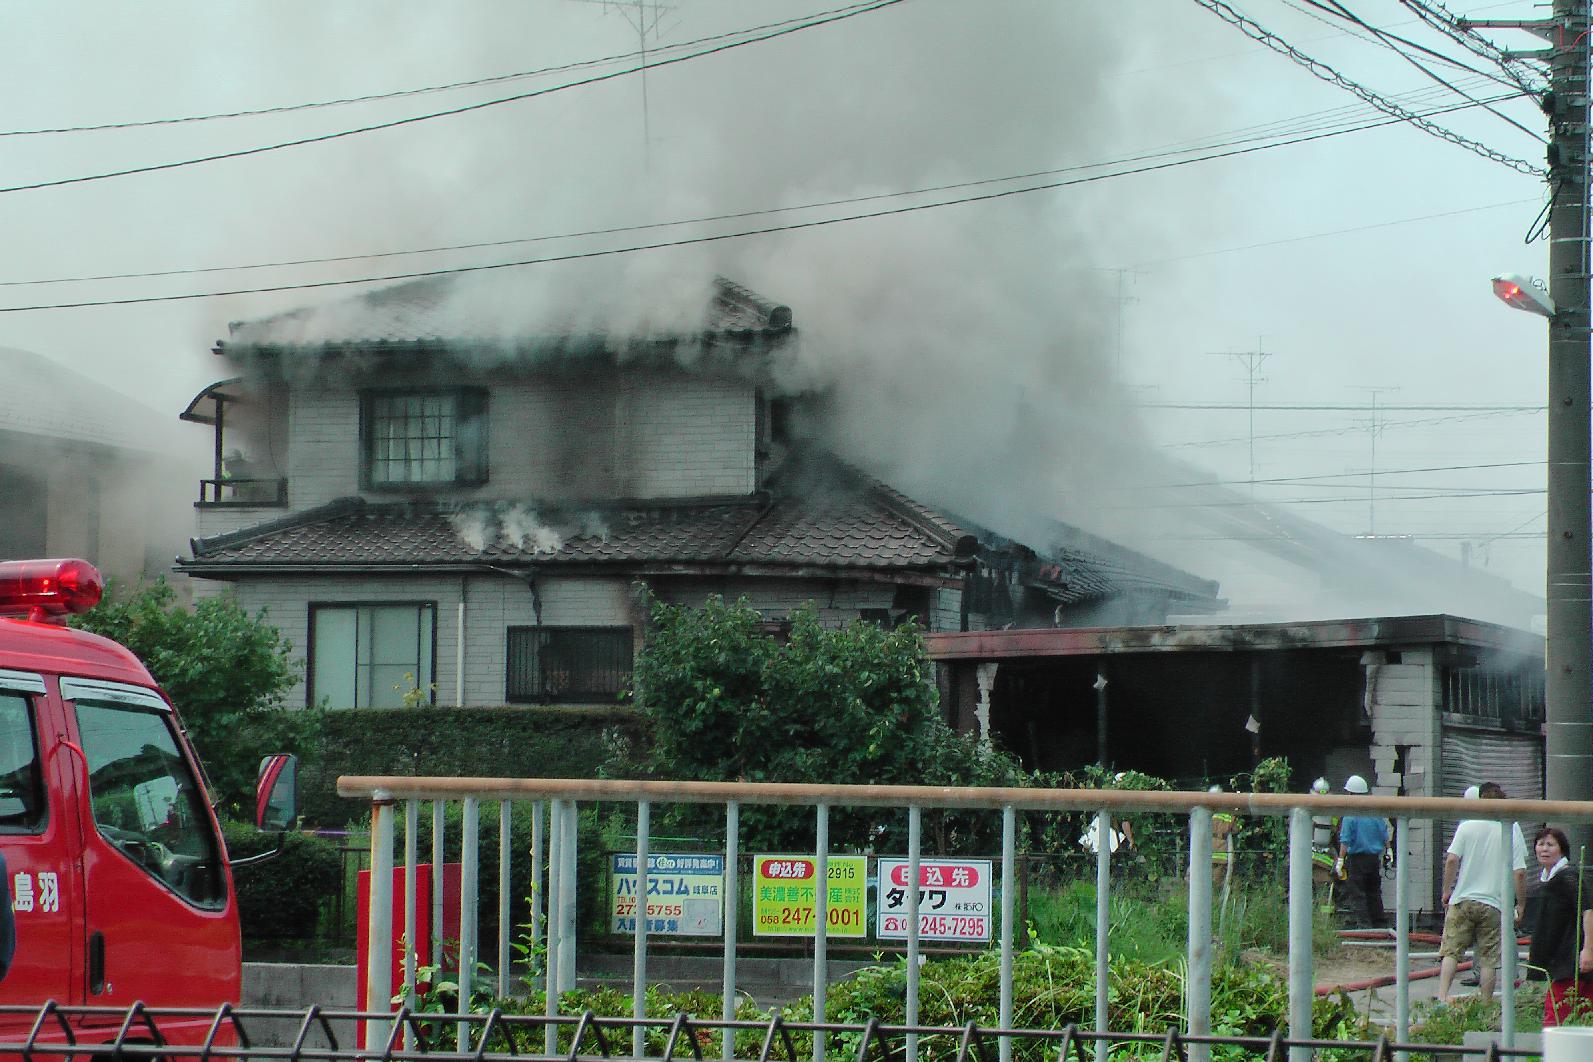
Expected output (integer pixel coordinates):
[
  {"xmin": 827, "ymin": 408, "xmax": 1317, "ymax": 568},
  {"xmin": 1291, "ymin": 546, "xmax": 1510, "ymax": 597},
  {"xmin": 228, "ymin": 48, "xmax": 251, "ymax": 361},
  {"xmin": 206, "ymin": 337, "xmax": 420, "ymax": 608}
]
[{"xmin": 1026, "ymin": 878, "xmax": 1339, "ymax": 967}]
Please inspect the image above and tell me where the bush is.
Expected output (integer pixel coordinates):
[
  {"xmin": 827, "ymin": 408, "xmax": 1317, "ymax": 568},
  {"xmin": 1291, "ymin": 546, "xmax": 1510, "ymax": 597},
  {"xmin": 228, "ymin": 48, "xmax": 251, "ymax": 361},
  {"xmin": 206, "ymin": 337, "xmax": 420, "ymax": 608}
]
[
  {"xmin": 296, "ymin": 705, "xmax": 636, "ymax": 827},
  {"xmin": 222, "ymin": 819, "xmax": 341, "ymax": 941},
  {"xmin": 70, "ymin": 580, "xmax": 301, "ymax": 816}
]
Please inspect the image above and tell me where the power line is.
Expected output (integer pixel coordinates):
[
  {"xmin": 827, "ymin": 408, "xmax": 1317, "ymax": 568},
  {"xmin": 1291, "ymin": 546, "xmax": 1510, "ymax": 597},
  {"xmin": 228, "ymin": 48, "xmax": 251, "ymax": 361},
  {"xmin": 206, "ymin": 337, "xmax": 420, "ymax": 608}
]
[
  {"xmin": 1098, "ymin": 487, "xmax": 1545, "ymax": 510},
  {"xmin": 1106, "ymin": 458, "xmax": 1545, "ymax": 491},
  {"xmin": 1135, "ymin": 196, "xmax": 1539, "ymax": 265},
  {"xmin": 0, "ymin": 92, "xmax": 1532, "ymax": 312},
  {"xmin": 1136, "ymin": 402, "xmax": 1544, "ymax": 411},
  {"xmin": 0, "ymin": 0, "xmax": 908, "ymax": 197},
  {"xmin": 1189, "ymin": 0, "xmax": 1545, "ymax": 175},
  {"xmin": 0, "ymin": 2, "xmax": 888, "ymax": 138},
  {"xmin": 1163, "ymin": 407, "xmax": 1541, "ymax": 448},
  {"xmin": 0, "ymin": 85, "xmax": 1523, "ymax": 289},
  {"xmin": 1297, "ymin": 0, "xmax": 1546, "ymax": 142}
]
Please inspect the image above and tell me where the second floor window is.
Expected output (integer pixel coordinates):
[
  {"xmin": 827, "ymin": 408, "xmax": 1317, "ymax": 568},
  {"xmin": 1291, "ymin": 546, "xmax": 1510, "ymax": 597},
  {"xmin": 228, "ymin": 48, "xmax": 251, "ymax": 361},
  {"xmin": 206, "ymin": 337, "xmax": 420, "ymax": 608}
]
[{"xmin": 361, "ymin": 389, "xmax": 487, "ymax": 488}]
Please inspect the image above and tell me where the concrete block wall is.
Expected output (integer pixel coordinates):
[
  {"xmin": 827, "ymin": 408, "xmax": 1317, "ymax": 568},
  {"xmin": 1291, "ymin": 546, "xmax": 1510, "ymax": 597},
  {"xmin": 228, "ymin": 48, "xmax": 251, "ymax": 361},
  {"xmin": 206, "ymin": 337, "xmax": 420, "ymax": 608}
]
[
  {"xmin": 278, "ymin": 374, "xmax": 757, "ymax": 512},
  {"xmin": 1366, "ymin": 647, "xmax": 1441, "ymax": 910},
  {"xmin": 930, "ymin": 588, "xmax": 962, "ymax": 633},
  {"xmin": 227, "ymin": 572, "xmax": 638, "ymax": 707}
]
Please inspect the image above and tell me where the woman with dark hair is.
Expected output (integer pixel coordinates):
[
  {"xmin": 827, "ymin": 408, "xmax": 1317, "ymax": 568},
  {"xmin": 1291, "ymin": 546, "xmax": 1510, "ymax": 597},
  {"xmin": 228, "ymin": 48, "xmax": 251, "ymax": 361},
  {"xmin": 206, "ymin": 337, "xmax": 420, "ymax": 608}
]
[{"xmin": 1527, "ymin": 826, "xmax": 1593, "ymax": 1025}]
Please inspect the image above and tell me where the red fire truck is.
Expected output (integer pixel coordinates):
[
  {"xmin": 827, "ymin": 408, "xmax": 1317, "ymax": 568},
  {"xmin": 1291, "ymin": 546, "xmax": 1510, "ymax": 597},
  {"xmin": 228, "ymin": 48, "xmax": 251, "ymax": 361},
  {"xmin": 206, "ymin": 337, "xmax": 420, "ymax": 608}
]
[{"xmin": 0, "ymin": 558, "xmax": 294, "ymax": 1049}]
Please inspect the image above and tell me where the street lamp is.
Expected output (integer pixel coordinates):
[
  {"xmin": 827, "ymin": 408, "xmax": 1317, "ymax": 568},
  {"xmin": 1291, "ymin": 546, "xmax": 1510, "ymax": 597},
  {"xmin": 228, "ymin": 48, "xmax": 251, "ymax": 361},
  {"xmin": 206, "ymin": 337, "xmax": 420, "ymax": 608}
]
[{"xmin": 1492, "ymin": 273, "xmax": 1557, "ymax": 318}]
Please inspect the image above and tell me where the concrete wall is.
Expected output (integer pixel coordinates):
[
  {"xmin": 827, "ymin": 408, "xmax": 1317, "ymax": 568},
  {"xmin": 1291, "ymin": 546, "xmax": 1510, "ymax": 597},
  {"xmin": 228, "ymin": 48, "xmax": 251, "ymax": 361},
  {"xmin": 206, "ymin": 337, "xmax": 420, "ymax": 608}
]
[
  {"xmin": 278, "ymin": 373, "xmax": 756, "ymax": 512},
  {"xmin": 1365, "ymin": 647, "xmax": 1442, "ymax": 910},
  {"xmin": 232, "ymin": 571, "xmax": 634, "ymax": 708}
]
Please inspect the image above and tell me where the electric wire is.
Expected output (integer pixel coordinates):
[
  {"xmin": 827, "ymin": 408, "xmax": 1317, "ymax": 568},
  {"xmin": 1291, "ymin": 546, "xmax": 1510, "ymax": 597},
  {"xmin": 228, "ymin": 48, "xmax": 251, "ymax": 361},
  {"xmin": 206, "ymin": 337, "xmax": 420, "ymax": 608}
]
[
  {"xmin": 1395, "ymin": 0, "xmax": 1547, "ymax": 96},
  {"xmin": 1189, "ymin": 0, "xmax": 1545, "ymax": 174},
  {"xmin": 0, "ymin": 0, "xmax": 908, "ymax": 196},
  {"xmin": 0, "ymin": 1, "xmax": 889, "ymax": 138},
  {"xmin": 1164, "ymin": 408, "xmax": 1541, "ymax": 448},
  {"xmin": 1289, "ymin": 0, "xmax": 1530, "ymax": 93},
  {"xmin": 0, "ymin": 87, "xmax": 1526, "ymax": 290},
  {"xmin": 1301, "ymin": 0, "xmax": 1546, "ymax": 142},
  {"xmin": 0, "ymin": 92, "xmax": 1531, "ymax": 311}
]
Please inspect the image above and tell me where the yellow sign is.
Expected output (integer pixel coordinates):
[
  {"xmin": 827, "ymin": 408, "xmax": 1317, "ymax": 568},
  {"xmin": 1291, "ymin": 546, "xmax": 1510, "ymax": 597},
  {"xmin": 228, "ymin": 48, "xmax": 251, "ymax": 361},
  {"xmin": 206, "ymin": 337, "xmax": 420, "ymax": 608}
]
[{"xmin": 752, "ymin": 854, "xmax": 867, "ymax": 937}]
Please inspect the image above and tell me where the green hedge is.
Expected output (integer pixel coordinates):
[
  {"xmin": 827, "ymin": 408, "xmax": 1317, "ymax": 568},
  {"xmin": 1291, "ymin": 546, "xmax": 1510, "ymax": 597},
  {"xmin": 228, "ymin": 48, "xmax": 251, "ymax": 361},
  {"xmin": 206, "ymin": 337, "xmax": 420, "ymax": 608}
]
[
  {"xmin": 290, "ymin": 706, "xmax": 637, "ymax": 827},
  {"xmin": 222, "ymin": 819, "xmax": 341, "ymax": 941}
]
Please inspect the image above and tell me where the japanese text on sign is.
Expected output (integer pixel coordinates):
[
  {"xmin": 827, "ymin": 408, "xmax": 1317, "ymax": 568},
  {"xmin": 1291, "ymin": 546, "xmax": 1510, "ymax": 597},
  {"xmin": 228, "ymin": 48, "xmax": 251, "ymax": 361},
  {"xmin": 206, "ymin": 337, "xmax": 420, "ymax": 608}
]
[
  {"xmin": 875, "ymin": 858, "xmax": 992, "ymax": 942},
  {"xmin": 752, "ymin": 855, "xmax": 866, "ymax": 938},
  {"xmin": 610, "ymin": 853, "xmax": 725, "ymax": 936}
]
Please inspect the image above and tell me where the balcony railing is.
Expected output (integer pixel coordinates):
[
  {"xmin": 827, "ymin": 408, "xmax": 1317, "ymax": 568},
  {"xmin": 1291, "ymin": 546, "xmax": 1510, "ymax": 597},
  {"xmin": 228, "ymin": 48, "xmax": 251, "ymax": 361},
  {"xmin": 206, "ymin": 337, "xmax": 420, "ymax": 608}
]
[{"xmin": 197, "ymin": 478, "xmax": 287, "ymax": 507}]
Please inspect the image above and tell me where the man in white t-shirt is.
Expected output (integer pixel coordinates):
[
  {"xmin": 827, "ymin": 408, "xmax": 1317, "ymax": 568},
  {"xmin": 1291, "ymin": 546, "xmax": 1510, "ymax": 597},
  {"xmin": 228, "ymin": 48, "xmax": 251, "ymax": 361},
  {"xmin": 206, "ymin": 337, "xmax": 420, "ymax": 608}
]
[{"xmin": 1437, "ymin": 782, "xmax": 1529, "ymax": 1001}]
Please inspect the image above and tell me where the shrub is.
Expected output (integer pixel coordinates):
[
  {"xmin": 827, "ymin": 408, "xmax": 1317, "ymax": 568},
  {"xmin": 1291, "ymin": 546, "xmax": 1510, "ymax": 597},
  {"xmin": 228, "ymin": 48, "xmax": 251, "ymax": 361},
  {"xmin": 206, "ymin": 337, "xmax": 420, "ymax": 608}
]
[
  {"xmin": 222, "ymin": 819, "xmax": 341, "ymax": 941},
  {"xmin": 296, "ymin": 705, "xmax": 634, "ymax": 827}
]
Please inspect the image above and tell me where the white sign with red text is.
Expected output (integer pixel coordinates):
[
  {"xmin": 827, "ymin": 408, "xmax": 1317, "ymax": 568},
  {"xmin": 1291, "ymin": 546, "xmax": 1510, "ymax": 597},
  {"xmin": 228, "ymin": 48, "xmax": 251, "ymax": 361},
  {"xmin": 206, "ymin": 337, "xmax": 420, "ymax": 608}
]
[{"xmin": 875, "ymin": 858, "xmax": 992, "ymax": 942}]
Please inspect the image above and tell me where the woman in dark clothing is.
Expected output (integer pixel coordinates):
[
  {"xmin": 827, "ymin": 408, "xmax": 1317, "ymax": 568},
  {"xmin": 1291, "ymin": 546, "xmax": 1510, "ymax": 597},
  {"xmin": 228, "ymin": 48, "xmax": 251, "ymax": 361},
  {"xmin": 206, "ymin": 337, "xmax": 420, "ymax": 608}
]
[{"xmin": 1527, "ymin": 826, "xmax": 1593, "ymax": 1026}]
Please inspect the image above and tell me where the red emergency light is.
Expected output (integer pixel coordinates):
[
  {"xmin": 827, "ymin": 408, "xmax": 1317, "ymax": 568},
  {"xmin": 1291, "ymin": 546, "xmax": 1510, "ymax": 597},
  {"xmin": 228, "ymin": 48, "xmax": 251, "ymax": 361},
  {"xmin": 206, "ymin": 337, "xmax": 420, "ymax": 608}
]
[{"xmin": 0, "ymin": 559, "xmax": 105, "ymax": 622}]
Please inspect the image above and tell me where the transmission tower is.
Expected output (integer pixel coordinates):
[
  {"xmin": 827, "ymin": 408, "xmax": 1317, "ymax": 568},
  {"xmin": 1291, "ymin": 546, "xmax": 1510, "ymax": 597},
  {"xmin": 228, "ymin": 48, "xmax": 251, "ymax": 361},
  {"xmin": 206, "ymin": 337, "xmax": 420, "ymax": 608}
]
[
  {"xmin": 1208, "ymin": 340, "xmax": 1273, "ymax": 494},
  {"xmin": 567, "ymin": 0, "xmax": 677, "ymax": 169}
]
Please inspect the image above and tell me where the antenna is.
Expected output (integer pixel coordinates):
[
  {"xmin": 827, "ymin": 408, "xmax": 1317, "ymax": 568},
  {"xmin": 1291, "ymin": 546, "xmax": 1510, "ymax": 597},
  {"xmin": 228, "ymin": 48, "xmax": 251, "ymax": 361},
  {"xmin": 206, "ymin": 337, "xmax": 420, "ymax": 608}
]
[
  {"xmin": 1351, "ymin": 385, "xmax": 1400, "ymax": 536},
  {"xmin": 566, "ymin": 0, "xmax": 677, "ymax": 170},
  {"xmin": 1208, "ymin": 339, "xmax": 1273, "ymax": 495}
]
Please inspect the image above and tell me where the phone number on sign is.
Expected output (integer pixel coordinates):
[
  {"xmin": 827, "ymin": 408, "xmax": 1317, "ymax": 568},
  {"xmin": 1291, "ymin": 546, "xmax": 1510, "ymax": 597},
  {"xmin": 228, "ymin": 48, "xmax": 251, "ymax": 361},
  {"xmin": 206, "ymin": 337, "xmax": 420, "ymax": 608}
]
[{"xmin": 881, "ymin": 914, "xmax": 988, "ymax": 938}]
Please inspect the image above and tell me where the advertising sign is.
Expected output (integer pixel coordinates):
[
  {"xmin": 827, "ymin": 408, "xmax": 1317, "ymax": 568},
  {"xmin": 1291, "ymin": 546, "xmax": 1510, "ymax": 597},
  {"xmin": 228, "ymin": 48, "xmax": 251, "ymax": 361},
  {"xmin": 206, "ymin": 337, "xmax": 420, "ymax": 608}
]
[
  {"xmin": 752, "ymin": 854, "xmax": 867, "ymax": 937},
  {"xmin": 610, "ymin": 853, "xmax": 725, "ymax": 936},
  {"xmin": 875, "ymin": 858, "xmax": 993, "ymax": 942}
]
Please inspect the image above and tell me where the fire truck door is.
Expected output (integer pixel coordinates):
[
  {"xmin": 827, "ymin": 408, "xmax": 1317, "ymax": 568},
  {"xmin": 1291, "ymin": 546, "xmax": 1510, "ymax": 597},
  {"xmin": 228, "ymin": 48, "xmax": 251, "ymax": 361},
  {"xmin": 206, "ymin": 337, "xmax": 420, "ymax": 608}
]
[
  {"xmin": 63, "ymin": 681, "xmax": 234, "ymax": 1015},
  {"xmin": 0, "ymin": 671, "xmax": 82, "ymax": 1026}
]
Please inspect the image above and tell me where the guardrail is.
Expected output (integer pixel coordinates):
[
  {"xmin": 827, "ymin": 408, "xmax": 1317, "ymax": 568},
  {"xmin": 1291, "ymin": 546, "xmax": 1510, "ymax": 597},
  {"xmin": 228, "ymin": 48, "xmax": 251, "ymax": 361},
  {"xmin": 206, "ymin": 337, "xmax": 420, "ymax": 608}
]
[{"xmin": 337, "ymin": 777, "xmax": 1593, "ymax": 1062}]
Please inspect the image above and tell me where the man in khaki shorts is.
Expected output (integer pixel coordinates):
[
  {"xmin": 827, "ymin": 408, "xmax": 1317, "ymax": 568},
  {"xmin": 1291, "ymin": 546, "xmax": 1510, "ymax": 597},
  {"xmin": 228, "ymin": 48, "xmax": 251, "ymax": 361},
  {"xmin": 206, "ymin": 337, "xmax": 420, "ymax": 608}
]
[{"xmin": 1437, "ymin": 782, "xmax": 1528, "ymax": 1001}]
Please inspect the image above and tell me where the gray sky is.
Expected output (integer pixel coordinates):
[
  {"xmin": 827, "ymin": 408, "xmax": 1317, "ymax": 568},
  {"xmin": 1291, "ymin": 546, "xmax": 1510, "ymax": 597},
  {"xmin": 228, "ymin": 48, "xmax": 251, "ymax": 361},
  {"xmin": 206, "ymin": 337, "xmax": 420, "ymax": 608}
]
[{"xmin": 0, "ymin": 0, "xmax": 1559, "ymax": 616}]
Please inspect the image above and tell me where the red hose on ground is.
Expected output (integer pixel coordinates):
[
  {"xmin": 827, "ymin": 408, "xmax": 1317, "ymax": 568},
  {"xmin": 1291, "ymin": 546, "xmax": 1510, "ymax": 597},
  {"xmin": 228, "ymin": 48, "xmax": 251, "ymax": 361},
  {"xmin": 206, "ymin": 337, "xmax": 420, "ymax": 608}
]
[
  {"xmin": 1338, "ymin": 929, "xmax": 1444, "ymax": 944},
  {"xmin": 1317, "ymin": 961, "xmax": 1466, "ymax": 996}
]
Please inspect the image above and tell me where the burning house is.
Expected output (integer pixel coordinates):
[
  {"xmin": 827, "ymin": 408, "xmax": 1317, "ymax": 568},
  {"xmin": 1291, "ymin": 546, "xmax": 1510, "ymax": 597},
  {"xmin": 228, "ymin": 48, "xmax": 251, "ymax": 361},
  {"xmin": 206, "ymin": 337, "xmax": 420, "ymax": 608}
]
[
  {"xmin": 930, "ymin": 615, "xmax": 1546, "ymax": 912},
  {"xmin": 177, "ymin": 273, "xmax": 1221, "ymax": 710}
]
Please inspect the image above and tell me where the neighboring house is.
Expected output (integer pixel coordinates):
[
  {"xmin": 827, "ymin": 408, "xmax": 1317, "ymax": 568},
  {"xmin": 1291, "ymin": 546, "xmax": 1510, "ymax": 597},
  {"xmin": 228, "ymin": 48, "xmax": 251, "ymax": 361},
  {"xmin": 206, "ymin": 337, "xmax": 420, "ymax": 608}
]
[
  {"xmin": 0, "ymin": 346, "xmax": 200, "ymax": 587},
  {"xmin": 177, "ymin": 275, "xmax": 1221, "ymax": 710},
  {"xmin": 929, "ymin": 614, "xmax": 1546, "ymax": 914}
]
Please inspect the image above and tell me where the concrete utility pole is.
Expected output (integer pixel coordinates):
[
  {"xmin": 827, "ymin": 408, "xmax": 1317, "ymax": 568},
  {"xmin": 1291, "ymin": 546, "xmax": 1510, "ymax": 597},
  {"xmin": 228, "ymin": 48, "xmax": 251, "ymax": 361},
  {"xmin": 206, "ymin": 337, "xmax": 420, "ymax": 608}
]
[{"xmin": 1474, "ymin": 2, "xmax": 1593, "ymax": 812}]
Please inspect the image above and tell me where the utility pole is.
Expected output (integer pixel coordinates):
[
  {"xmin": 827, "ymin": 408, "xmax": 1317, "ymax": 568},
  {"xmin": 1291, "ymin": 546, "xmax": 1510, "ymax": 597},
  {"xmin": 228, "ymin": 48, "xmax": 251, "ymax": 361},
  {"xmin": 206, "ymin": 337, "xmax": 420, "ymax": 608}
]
[
  {"xmin": 1209, "ymin": 341, "xmax": 1272, "ymax": 494},
  {"xmin": 1470, "ymin": 3, "xmax": 1593, "ymax": 811},
  {"xmin": 567, "ymin": 0, "xmax": 675, "ymax": 169}
]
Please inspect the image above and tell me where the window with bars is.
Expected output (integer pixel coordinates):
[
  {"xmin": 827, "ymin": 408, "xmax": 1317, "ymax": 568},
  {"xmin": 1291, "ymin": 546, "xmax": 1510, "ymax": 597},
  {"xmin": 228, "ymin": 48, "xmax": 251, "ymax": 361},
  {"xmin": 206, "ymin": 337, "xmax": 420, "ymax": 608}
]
[
  {"xmin": 360, "ymin": 389, "xmax": 487, "ymax": 488},
  {"xmin": 506, "ymin": 627, "xmax": 633, "ymax": 704}
]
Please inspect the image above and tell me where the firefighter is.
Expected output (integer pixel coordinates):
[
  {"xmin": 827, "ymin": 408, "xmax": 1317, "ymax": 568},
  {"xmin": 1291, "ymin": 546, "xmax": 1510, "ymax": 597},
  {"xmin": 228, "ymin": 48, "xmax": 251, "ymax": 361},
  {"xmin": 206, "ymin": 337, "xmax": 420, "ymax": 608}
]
[{"xmin": 1210, "ymin": 785, "xmax": 1239, "ymax": 896}]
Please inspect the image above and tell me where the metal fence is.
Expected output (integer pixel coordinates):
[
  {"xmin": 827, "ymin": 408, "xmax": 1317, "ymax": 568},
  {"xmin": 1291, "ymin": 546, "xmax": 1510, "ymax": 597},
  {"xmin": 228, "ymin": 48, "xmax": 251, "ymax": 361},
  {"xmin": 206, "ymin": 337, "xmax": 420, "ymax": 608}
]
[
  {"xmin": 336, "ymin": 777, "xmax": 1593, "ymax": 1062},
  {"xmin": 0, "ymin": 1002, "xmax": 1556, "ymax": 1061}
]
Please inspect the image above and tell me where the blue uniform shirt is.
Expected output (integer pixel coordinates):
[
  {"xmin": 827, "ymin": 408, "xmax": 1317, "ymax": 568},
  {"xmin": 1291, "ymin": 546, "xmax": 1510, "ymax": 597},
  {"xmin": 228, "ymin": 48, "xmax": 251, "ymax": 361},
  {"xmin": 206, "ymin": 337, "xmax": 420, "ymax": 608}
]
[{"xmin": 1339, "ymin": 815, "xmax": 1388, "ymax": 855}]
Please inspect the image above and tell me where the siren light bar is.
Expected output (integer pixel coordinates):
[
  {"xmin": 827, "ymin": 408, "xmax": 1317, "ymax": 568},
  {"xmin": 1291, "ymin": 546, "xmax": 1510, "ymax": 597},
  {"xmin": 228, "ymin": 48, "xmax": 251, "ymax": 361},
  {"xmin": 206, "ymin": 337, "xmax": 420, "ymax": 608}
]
[{"xmin": 0, "ymin": 559, "xmax": 105, "ymax": 622}]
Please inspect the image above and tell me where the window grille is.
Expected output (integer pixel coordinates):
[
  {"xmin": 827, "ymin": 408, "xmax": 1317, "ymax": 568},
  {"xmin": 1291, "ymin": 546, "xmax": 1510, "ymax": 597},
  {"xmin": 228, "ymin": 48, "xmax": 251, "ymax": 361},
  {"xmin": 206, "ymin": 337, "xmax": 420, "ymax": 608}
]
[{"xmin": 506, "ymin": 627, "xmax": 633, "ymax": 704}]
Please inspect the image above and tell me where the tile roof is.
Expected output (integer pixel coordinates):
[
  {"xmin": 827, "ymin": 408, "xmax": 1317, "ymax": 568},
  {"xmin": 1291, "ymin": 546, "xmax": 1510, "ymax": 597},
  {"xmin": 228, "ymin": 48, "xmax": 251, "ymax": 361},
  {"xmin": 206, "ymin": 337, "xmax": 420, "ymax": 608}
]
[
  {"xmin": 186, "ymin": 477, "xmax": 962, "ymax": 575},
  {"xmin": 222, "ymin": 274, "xmax": 792, "ymax": 351}
]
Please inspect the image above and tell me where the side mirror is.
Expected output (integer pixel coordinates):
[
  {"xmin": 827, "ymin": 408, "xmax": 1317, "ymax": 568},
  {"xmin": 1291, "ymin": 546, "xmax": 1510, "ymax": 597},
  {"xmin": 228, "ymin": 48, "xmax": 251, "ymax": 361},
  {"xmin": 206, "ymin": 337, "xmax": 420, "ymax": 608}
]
[{"xmin": 255, "ymin": 754, "xmax": 298, "ymax": 832}]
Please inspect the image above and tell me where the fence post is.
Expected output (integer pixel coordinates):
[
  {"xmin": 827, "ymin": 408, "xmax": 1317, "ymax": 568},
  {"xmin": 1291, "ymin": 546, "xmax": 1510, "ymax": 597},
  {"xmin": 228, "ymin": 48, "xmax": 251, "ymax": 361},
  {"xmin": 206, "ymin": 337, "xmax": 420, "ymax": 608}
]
[
  {"xmin": 812, "ymin": 804, "xmax": 830, "ymax": 1062},
  {"xmin": 1287, "ymin": 807, "xmax": 1312, "ymax": 1062},
  {"xmin": 633, "ymin": 800, "xmax": 651, "ymax": 1059},
  {"xmin": 431, "ymin": 800, "xmax": 444, "ymax": 971},
  {"xmin": 458, "ymin": 797, "xmax": 479, "ymax": 1054},
  {"xmin": 1000, "ymin": 805, "xmax": 1016, "ymax": 1062},
  {"xmin": 906, "ymin": 805, "xmax": 922, "ymax": 1062},
  {"xmin": 1395, "ymin": 816, "xmax": 1410, "ymax": 1062},
  {"xmin": 543, "ymin": 798, "xmax": 562, "ymax": 1058},
  {"xmin": 1499, "ymin": 818, "xmax": 1517, "ymax": 1049},
  {"xmin": 404, "ymin": 800, "xmax": 418, "ymax": 1010},
  {"xmin": 559, "ymin": 800, "xmax": 579, "ymax": 993},
  {"xmin": 1186, "ymin": 806, "xmax": 1213, "ymax": 1062},
  {"xmin": 530, "ymin": 800, "xmax": 544, "ymax": 994},
  {"xmin": 722, "ymin": 802, "xmax": 740, "ymax": 1062},
  {"xmin": 1094, "ymin": 808, "xmax": 1111, "ymax": 1061},
  {"xmin": 363, "ymin": 792, "xmax": 396, "ymax": 1054},
  {"xmin": 499, "ymin": 800, "xmax": 511, "ymax": 1000}
]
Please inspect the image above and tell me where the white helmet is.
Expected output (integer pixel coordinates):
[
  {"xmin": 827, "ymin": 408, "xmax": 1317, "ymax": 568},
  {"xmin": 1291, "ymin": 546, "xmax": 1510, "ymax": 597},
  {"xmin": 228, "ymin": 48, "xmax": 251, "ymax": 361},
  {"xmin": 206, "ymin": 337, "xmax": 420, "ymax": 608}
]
[
  {"xmin": 1463, "ymin": 785, "xmax": 1480, "ymax": 800},
  {"xmin": 1208, "ymin": 784, "xmax": 1223, "ymax": 794},
  {"xmin": 1344, "ymin": 775, "xmax": 1370, "ymax": 795},
  {"xmin": 1311, "ymin": 777, "xmax": 1330, "ymax": 795}
]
